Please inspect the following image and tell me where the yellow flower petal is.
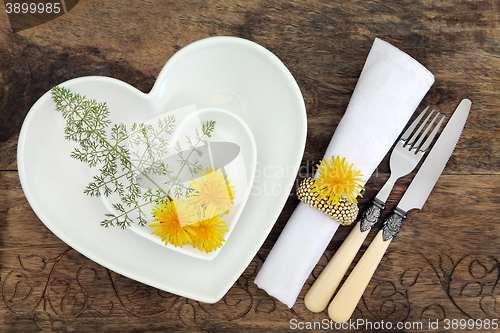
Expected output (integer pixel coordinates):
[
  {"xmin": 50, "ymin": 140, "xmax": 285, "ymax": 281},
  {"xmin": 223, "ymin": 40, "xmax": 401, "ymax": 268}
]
[
  {"xmin": 310, "ymin": 156, "xmax": 364, "ymax": 209},
  {"xmin": 149, "ymin": 198, "xmax": 197, "ymax": 248},
  {"xmin": 188, "ymin": 167, "xmax": 235, "ymax": 218},
  {"xmin": 189, "ymin": 214, "xmax": 229, "ymax": 253}
]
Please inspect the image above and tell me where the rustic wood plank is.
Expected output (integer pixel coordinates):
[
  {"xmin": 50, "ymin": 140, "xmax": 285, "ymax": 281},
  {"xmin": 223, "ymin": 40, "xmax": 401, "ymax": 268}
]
[
  {"xmin": 1, "ymin": 11, "xmax": 498, "ymax": 174},
  {"xmin": 2, "ymin": 170, "xmax": 500, "ymax": 331}
]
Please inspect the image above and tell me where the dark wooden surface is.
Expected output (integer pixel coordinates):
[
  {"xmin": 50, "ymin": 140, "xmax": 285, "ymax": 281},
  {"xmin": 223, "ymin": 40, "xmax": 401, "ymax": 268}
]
[{"xmin": 1, "ymin": 1, "xmax": 500, "ymax": 332}]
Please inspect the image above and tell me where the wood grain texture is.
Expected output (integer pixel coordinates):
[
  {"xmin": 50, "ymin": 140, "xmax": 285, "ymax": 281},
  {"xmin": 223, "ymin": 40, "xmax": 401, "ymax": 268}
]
[{"xmin": 1, "ymin": 0, "xmax": 500, "ymax": 332}]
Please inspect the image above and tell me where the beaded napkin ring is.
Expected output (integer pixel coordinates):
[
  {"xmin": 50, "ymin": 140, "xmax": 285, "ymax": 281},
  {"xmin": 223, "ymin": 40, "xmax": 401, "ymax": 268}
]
[{"xmin": 297, "ymin": 177, "xmax": 359, "ymax": 226}]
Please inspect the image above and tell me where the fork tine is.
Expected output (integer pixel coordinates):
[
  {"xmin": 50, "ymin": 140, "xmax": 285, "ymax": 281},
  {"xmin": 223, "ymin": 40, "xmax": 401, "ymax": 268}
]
[
  {"xmin": 412, "ymin": 111, "xmax": 440, "ymax": 150},
  {"xmin": 401, "ymin": 106, "xmax": 429, "ymax": 142},
  {"xmin": 407, "ymin": 109, "xmax": 435, "ymax": 146},
  {"xmin": 418, "ymin": 115, "xmax": 446, "ymax": 153}
]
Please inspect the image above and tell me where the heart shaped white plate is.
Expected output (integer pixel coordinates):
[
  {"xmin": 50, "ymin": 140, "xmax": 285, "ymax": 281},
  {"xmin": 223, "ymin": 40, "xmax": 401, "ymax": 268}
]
[
  {"xmin": 118, "ymin": 106, "xmax": 258, "ymax": 261},
  {"xmin": 17, "ymin": 36, "xmax": 307, "ymax": 303}
]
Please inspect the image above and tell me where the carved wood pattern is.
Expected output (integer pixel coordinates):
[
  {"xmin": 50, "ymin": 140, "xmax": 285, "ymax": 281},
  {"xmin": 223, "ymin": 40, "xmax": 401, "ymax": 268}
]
[{"xmin": 2, "ymin": 246, "xmax": 500, "ymax": 330}]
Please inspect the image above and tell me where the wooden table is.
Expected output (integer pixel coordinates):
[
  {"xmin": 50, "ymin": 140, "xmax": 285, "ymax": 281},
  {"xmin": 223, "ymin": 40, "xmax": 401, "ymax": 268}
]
[{"xmin": 1, "ymin": 1, "xmax": 499, "ymax": 331}]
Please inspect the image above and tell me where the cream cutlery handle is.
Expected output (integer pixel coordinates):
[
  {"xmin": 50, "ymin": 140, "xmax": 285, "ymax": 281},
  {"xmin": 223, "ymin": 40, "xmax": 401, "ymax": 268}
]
[
  {"xmin": 328, "ymin": 230, "xmax": 392, "ymax": 323},
  {"xmin": 304, "ymin": 199, "xmax": 385, "ymax": 313},
  {"xmin": 304, "ymin": 221, "xmax": 370, "ymax": 312}
]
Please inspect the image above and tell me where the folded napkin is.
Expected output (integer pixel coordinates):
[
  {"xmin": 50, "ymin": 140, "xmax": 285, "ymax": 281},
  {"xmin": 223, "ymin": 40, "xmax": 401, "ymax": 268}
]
[{"xmin": 254, "ymin": 38, "xmax": 435, "ymax": 308}]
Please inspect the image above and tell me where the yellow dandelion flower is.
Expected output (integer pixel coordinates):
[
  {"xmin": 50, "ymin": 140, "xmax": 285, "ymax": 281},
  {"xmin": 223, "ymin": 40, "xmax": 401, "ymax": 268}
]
[
  {"xmin": 310, "ymin": 156, "xmax": 364, "ymax": 208},
  {"xmin": 149, "ymin": 198, "xmax": 197, "ymax": 247},
  {"xmin": 188, "ymin": 167, "xmax": 235, "ymax": 218},
  {"xmin": 189, "ymin": 214, "xmax": 229, "ymax": 253}
]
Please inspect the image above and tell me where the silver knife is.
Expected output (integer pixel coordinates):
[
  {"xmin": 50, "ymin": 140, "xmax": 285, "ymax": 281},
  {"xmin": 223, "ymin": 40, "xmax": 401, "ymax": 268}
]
[
  {"xmin": 138, "ymin": 141, "xmax": 240, "ymax": 188},
  {"xmin": 328, "ymin": 99, "xmax": 471, "ymax": 323}
]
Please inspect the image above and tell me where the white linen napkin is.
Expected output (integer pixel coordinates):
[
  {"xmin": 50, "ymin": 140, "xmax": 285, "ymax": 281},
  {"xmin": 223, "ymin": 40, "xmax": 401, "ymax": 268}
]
[{"xmin": 254, "ymin": 38, "xmax": 435, "ymax": 308}]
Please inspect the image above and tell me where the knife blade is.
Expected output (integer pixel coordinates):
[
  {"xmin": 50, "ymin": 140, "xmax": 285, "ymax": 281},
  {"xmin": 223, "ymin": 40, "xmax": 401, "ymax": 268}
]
[
  {"xmin": 137, "ymin": 141, "xmax": 240, "ymax": 188},
  {"xmin": 328, "ymin": 99, "xmax": 471, "ymax": 323},
  {"xmin": 379, "ymin": 98, "xmax": 471, "ymax": 240},
  {"xmin": 398, "ymin": 99, "xmax": 471, "ymax": 212}
]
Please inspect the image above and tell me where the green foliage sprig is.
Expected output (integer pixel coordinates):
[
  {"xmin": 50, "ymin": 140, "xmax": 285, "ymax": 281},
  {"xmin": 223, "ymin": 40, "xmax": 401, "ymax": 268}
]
[{"xmin": 51, "ymin": 86, "xmax": 215, "ymax": 229}]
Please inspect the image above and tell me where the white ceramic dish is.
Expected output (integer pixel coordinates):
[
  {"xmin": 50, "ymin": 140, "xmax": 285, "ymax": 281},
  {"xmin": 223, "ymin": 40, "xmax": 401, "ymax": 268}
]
[
  {"xmin": 17, "ymin": 36, "xmax": 307, "ymax": 303},
  {"xmin": 123, "ymin": 107, "xmax": 258, "ymax": 261}
]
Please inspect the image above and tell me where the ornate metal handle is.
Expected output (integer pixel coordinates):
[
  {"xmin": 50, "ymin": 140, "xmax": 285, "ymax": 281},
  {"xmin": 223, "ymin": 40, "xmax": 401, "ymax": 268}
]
[
  {"xmin": 381, "ymin": 207, "xmax": 407, "ymax": 241},
  {"xmin": 359, "ymin": 198, "xmax": 385, "ymax": 232}
]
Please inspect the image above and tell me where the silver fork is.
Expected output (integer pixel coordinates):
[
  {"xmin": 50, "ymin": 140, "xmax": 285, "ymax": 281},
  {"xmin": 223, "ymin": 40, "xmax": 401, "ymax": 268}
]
[{"xmin": 304, "ymin": 106, "xmax": 445, "ymax": 313}]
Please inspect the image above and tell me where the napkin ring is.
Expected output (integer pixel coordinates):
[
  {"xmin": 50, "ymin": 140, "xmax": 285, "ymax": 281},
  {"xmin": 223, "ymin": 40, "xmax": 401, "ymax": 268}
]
[{"xmin": 297, "ymin": 177, "xmax": 359, "ymax": 226}]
